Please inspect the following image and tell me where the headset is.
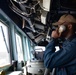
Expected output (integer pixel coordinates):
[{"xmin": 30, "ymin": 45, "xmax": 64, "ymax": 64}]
[{"xmin": 58, "ymin": 25, "xmax": 66, "ymax": 33}]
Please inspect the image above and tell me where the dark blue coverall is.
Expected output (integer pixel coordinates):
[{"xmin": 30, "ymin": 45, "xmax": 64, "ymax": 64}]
[{"xmin": 44, "ymin": 34, "xmax": 76, "ymax": 75}]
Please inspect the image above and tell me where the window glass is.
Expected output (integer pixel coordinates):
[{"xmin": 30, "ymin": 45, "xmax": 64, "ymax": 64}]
[
  {"xmin": 15, "ymin": 33, "xmax": 24, "ymax": 62},
  {"xmin": 26, "ymin": 38, "xmax": 31, "ymax": 60},
  {"xmin": 0, "ymin": 21, "xmax": 10, "ymax": 67}
]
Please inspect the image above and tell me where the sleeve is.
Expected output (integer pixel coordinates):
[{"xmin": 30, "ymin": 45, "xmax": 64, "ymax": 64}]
[{"xmin": 43, "ymin": 38, "xmax": 76, "ymax": 71}]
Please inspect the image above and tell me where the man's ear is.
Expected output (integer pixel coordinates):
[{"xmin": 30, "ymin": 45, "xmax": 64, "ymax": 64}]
[{"xmin": 68, "ymin": 24, "xmax": 72, "ymax": 30}]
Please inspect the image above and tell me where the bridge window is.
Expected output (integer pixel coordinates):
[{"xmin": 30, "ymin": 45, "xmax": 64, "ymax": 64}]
[
  {"xmin": 15, "ymin": 33, "xmax": 24, "ymax": 62},
  {"xmin": 0, "ymin": 21, "xmax": 10, "ymax": 67}
]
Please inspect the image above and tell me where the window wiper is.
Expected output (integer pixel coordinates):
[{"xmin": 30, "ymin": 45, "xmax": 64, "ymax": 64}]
[{"xmin": 0, "ymin": 26, "xmax": 9, "ymax": 53}]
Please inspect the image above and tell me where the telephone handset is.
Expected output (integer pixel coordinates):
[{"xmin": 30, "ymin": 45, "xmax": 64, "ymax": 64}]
[{"xmin": 58, "ymin": 25, "xmax": 66, "ymax": 33}]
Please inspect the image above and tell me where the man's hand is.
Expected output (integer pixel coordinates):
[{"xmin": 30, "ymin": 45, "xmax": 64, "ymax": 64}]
[{"xmin": 51, "ymin": 29, "xmax": 61, "ymax": 39}]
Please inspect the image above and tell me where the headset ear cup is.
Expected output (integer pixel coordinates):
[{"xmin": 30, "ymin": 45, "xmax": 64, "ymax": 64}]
[{"xmin": 59, "ymin": 25, "xmax": 66, "ymax": 33}]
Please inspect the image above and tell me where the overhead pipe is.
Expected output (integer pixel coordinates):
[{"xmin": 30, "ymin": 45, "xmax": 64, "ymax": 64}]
[
  {"xmin": 9, "ymin": 5, "xmax": 36, "ymax": 32},
  {"xmin": 13, "ymin": 0, "xmax": 28, "ymax": 4}
]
